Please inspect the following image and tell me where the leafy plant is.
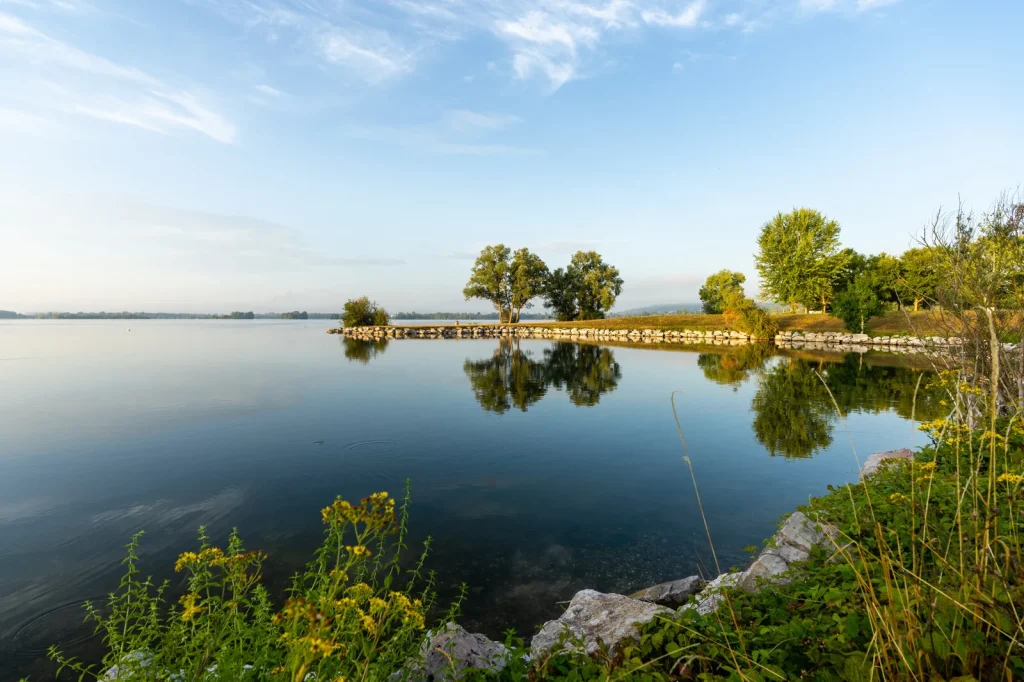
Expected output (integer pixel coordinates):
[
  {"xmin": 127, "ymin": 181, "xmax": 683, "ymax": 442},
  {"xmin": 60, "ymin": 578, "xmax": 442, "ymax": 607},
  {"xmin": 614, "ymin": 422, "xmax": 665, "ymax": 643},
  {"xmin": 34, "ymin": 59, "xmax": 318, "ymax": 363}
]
[
  {"xmin": 49, "ymin": 486, "xmax": 445, "ymax": 682},
  {"xmin": 343, "ymin": 297, "xmax": 390, "ymax": 327}
]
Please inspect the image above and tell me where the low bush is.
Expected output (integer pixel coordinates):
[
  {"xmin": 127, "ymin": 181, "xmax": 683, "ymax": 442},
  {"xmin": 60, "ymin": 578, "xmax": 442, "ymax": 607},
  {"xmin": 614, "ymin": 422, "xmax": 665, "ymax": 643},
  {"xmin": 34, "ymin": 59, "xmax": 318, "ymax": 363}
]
[
  {"xmin": 724, "ymin": 298, "xmax": 780, "ymax": 340},
  {"xmin": 343, "ymin": 297, "xmax": 390, "ymax": 328}
]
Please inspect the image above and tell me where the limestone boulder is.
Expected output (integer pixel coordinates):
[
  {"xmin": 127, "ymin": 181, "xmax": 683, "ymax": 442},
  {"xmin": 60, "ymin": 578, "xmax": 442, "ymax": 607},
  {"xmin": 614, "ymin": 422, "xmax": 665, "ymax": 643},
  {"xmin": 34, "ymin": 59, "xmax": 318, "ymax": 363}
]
[
  {"xmin": 860, "ymin": 448, "xmax": 914, "ymax": 480},
  {"xmin": 630, "ymin": 575, "xmax": 704, "ymax": 607},
  {"xmin": 398, "ymin": 623, "xmax": 510, "ymax": 682},
  {"xmin": 530, "ymin": 590, "xmax": 670, "ymax": 657}
]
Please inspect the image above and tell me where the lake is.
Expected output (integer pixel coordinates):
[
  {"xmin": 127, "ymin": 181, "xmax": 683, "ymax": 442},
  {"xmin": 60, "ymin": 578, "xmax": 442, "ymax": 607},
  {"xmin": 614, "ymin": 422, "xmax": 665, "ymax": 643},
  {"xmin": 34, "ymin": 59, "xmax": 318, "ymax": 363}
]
[{"xmin": 0, "ymin": 320, "xmax": 941, "ymax": 680}]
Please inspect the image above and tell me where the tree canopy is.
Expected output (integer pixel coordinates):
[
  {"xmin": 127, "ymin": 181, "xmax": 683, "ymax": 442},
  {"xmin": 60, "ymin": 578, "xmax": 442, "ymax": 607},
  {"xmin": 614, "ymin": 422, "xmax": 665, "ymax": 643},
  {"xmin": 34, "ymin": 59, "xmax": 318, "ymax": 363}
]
[
  {"xmin": 699, "ymin": 270, "xmax": 746, "ymax": 314},
  {"xmin": 755, "ymin": 208, "xmax": 848, "ymax": 312},
  {"xmin": 543, "ymin": 251, "xmax": 623, "ymax": 321},
  {"xmin": 463, "ymin": 245, "xmax": 548, "ymax": 323},
  {"xmin": 342, "ymin": 297, "xmax": 389, "ymax": 327}
]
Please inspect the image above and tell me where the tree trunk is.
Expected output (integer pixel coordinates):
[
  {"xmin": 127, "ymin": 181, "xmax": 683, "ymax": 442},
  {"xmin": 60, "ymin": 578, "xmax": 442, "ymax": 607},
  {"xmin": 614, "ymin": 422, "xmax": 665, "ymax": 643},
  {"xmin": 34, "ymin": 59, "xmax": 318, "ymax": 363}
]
[
  {"xmin": 914, "ymin": 298, "xmax": 921, "ymax": 312},
  {"xmin": 860, "ymin": 315, "xmax": 865, "ymax": 333}
]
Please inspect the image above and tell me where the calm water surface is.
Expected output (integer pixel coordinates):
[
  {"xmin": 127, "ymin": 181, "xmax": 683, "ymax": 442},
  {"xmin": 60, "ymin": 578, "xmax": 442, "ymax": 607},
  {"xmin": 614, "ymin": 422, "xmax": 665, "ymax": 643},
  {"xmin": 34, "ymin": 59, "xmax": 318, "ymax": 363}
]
[{"xmin": 0, "ymin": 321, "xmax": 940, "ymax": 680}]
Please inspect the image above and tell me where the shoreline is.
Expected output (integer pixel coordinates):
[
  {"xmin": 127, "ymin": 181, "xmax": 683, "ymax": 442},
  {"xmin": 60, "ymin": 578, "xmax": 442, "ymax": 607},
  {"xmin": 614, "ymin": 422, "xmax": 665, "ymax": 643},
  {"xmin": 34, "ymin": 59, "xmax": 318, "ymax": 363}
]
[{"xmin": 331, "ymin": 324, "xmax": 963, "ymax": 353}]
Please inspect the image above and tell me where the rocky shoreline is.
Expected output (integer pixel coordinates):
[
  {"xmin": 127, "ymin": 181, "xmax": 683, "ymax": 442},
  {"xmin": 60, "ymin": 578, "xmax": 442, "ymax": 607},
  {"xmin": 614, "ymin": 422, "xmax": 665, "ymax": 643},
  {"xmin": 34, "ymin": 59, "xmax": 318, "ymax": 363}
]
[
  {"xmin": 404, "ymin": 449, "xmax": 912, "ymax": 681},
  {"xmin": 331, "ymin": 324, "xmax": 962, "ymax": 353}
]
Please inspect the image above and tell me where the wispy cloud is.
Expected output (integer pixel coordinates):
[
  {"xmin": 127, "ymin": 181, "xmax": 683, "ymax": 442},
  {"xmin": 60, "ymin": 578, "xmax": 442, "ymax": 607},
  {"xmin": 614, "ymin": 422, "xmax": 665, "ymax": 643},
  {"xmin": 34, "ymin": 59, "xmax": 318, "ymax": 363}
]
[
  {"xmin": 254, "ymin": 83, "xmax": 283, "ymax": 97},
  {"xmin": 446, "ymin": 109, "xmax": 521, "ymax": 133},
  {"xmin": 0, "ymin": 11, "xmax": 236, "ymax": 142},
  {"xmin": 642, "ymin": 0, "xmax": 707, "ymax": 28},
  {"xmin": 346, "ymin": 123, "xmax": 543, "ymax": 156}
]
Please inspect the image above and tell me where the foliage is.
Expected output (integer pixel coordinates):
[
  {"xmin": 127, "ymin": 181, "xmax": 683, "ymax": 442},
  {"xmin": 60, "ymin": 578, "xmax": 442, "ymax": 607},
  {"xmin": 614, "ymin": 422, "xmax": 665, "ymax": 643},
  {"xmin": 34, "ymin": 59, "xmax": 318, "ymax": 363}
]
[
  {"xmin": 49, "ymin": 487, "xmax": 447, "ymax": 682},
  {"xmin": 463, "ymin": 244, "xmax": 514, "ymax": 323},
  {"xmin": 699, "ymin": 270, "xmax": 746, "ymax": 314},
  {"xmin": 751, "ymin": 359, "xmax": 835, "ymax": 458},
  {"xmin": 898, "ymin": 246, "xmax": 941, "ymax": 311},
  {"xmin": 342, "ymin": 297, "xmax": 390, "ymax": 327},
  {"xmin": 509, "ymin": 248, "xmax": 550, "ymax": 323},
  {"xmin": 755, "ymin": 208, "xmax": 849, "ymax": 312},
  {"xmin": 543, "ymin": 251, "xmax": 623, "ymax": 321},
  {"xmin": 280, "ymin": 311, "xmax": 308, "ymax": 320},
  {"xmin": 463, "ymin": 245, "xmax": 548, "ymax": 323},
  {"xmin": 833, "ymin": 274, "xmax": 886, "ymax": 332}
]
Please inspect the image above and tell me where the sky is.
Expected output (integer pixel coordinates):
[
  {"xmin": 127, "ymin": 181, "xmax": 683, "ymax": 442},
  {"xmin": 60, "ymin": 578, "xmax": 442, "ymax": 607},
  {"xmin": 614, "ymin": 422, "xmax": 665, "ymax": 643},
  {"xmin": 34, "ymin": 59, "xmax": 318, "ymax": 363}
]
[{"xmin": 0, "ymin": 0, "xmax": 1021, "ymax": 314}]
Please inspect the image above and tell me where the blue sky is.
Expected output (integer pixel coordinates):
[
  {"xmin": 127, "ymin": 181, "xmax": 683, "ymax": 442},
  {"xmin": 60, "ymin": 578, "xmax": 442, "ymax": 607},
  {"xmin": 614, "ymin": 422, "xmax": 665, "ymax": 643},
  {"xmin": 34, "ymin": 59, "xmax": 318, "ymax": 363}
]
[{"xmin": 1, "ymin": 0, "xmax": 1021, "ymax": 313}]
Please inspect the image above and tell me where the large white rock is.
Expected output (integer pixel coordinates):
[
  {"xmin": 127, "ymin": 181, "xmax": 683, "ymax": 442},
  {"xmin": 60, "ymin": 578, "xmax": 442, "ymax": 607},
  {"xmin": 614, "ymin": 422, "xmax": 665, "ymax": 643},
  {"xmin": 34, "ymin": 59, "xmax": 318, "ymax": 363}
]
[
  {"xmin": 530, "ymin": 590, "xmax": 670, "ymax": 657},
  {"xmin": 398, "ymin": 623, "xmax": 510, "ymax": 682}
]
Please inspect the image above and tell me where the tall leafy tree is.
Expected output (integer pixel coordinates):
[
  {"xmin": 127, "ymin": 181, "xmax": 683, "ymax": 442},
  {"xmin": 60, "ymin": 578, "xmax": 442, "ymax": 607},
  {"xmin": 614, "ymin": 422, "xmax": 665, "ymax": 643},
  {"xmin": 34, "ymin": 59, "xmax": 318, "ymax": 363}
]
[
  {"xmin": 509, "ymin": 248, "xmax": 549, "ymax": 323},
  {"xmin": 898, "ymin": 247, "xmax": 941, "ymax": 311},
  {"xmin": 543, "ymin": 268, "xmax": 578, "ymax": 321},
  {"xmin": 543, "ymin": 251, "xmax": 623, "ymax": 321},
  {"xmin": 833, "ymin": 274, "xmax": 886, "ymax": 332},
  {"xmin": 463, "ymin": 245, "xmax": 513, "ymax": 322},
  {"xmin": 755, "ymin": 208, "xmax": 847, "ymax": 312},
  {"xmin": 699, "ymin": 270, "xmax": 746, "ymax": 314},
  {"xmin": 342, "ymin": 297, "xmax": 389, "ymax": 327}
]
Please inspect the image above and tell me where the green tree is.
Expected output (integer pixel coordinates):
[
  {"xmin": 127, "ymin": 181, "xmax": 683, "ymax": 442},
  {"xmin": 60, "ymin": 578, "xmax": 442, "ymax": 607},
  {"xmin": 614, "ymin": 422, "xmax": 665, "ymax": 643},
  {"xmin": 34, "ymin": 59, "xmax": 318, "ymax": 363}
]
[
  {"xmin": 755, "ymin": 208, "xmax": 848, "ymax": 312},
  {"xmin": 544, "ymin": 251, "xmax": 623, "ymax": 320},
  {"xmin": 342, "ymin": 297, "xmax": 389, "ymax": 327},
  {"xmin": 543, "ymin": 268, "xmax": 578, "ymax": 321},
  {"xmin": 699, "ymin": 270, "xmax": 746, "ymax": 314},
  {"xmin": 463, "ymin": 245, "xmax": 513, "ymax": 322},
  {"xmin": 509, "ymin": 248, "xmax": 549, "ymax": 323},
  {"xmin": 833, "ymin": 274, "xmax": 886, "ymax": 332},
  {"xmin": 898, "ymin": 246, "xmax": 941, "ymax": 311}
]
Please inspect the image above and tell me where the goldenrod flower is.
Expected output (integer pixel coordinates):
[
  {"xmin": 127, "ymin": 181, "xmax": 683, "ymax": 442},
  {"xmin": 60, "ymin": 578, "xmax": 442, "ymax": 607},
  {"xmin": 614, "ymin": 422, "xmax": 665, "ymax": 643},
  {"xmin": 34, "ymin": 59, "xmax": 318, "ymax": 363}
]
[
  {"xmin": 346, "ymin": 583, "xmax": 373, "ymax": 602},
  {"xmin": 344, "ymin": 545, "xmax": 371, "ymax": 558},
  {"xmin": 361, "ymin": 614, "xmax": 377, "ymax": 635},
  {"xmin": 369, "ymin": 597, "xmax": 388, "ymax": 615},
  {"xmin": 889, "ymin": 492, "xmax": 909, "ymax": 504},
  {"xmin": 997, "ymin": 473, "xmax": 1024, "ymax": 485}
]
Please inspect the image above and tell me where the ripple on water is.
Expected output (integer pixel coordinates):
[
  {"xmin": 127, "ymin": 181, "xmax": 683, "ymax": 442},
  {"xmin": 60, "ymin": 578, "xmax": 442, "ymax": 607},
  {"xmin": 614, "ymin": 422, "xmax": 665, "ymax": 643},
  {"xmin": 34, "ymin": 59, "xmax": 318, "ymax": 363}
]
[
  {"xmin": 9, "ymin": 598, "xmax": 110, "ymax": 657},
  {"xmin": 345, "ymin": 440, "xmax": 398, "ymax": 453}
]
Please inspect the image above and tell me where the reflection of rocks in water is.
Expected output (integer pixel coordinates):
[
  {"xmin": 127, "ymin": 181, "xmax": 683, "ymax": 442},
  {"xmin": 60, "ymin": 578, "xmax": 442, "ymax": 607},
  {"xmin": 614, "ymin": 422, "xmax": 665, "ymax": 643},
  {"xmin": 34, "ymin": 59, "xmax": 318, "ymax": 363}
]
[
  {"xmin": 463, "ymin": 340, "xmax": 621, "ymax": 413},
  {"xmin": 341, "ymin": 336, "xmax": 389, "ymax": 364}
]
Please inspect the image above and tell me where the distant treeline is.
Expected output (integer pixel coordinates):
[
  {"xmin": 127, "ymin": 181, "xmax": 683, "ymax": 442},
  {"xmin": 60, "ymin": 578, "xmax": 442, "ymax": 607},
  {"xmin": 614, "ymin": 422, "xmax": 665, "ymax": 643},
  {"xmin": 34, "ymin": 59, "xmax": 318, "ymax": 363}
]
[
  {"xmin": 7, "ymin": 311, "xmax": 340, "ymax": 320},
  {"xmin": 391, "ymin": 312, "xmax": 549, "ymax": 320}
]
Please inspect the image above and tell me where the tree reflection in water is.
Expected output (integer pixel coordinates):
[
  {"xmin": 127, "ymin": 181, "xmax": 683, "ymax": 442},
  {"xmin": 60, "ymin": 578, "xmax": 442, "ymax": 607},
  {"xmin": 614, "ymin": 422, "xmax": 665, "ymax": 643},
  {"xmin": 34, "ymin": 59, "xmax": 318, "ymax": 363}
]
[
  {"xmin": 341, "ymin": 337, "xmax": 390, "ymax": 364},
  {"xmin": 464, "ymin": 340, "xmax": 622, "ymax": 413}
]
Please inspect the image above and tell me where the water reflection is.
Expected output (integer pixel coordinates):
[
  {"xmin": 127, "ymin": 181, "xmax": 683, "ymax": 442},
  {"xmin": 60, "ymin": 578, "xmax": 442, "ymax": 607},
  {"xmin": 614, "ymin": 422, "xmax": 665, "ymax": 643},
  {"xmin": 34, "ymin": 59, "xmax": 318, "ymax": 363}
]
[
  {"xmin": 463, "ymin": 340, "xmax": 622, "ymax": 413},
  {"xmin": 697, "ymin": 344, "xmax": 774, "ymax": 389},
  {"xmin": 749, "ymin": 355, "xmax": 947, "ymax": 458},
  {"xmin": 342, "ymin": 337, "xmax": 390, "ymax": 364},
  {"xmin": 751, "ymin": 360, "xmax": 836, "ymax": 458}
]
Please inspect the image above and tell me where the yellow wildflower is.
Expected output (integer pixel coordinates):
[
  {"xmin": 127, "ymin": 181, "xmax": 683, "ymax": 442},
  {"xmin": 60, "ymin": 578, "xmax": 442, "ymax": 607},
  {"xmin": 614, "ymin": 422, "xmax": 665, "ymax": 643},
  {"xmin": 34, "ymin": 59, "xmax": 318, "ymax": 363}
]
[
  {"xmin": 997, "ymin": 473, "xmax": 1024, "ymax": 485},
  {"xmin": 334, "ymin": 597, "xmax": 359, "ymax": 611},
  {"xmin": 361, "ymin": 614, "xmax": 377, "ymax": 635},
  {"xmin": 298, "ymin": 635, "xmax": 337, "ymax": 657},
  {"xmin": 180, "ymin": 593, "xmax": 203, "ymax": 622},
  {"xmin": 346, "ymin": 583, "xmax": 373, "ymax": 602},
  {"xmin": 369, "ymin": 597, "xmax": 388, "ymax": 615},
  {"xmin": 889, "ymin": 493, "xmax": 909, "ymax": 504},
  {"xmin": 345, "ymin": 545, "xmax": 371, "ymax": 558},
  {"xmin": 174, "ymin": 552, "xmax": 199, "ymax": 572},
  {"xmin": 917, "ymin": 461, "xmax": 937, "ymax": 472}
]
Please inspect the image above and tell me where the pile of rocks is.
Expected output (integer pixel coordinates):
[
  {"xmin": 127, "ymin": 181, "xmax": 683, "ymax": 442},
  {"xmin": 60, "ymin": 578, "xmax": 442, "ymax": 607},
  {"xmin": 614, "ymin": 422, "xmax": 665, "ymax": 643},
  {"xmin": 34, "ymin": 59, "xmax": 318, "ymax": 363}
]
[
  {"xmin": 776, "ymin": 330, "xmax": 961, "ymax": 350},
  {"xmin": 332, "ymin": 325, "xmax": 765, "ymax": 343}
]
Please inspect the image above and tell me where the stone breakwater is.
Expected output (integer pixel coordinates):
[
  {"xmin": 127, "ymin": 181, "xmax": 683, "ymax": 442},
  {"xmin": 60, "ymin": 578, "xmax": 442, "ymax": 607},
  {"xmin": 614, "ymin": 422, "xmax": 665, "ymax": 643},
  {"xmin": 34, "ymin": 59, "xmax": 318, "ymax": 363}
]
[
  {"xmin": 329, "ymin": 325, "xmax": 965, "ymax": 352},
  {"xmin": 332, "ymin": 325, "xmax": 765, "ymax": 343}
]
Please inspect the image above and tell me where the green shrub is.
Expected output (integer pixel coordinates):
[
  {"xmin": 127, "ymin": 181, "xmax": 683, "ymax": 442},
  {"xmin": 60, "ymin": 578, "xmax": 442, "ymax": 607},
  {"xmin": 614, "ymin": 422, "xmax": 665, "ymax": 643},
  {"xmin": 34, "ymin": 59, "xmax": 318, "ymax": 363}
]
[
  {"xmin": 724, "ymin": 298, "xmax": 780, "ymax": 339},
  {"xmin": 342, "ymin": 297, "xmax": 390, "ymax": 327}
]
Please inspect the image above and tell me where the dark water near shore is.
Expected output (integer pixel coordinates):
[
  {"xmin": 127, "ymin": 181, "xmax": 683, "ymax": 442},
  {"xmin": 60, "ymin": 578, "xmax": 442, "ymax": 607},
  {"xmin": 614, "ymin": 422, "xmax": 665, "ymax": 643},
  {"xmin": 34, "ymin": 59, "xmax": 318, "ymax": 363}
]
[{"xmin": 0, "ymin": 321, "xmax": 942, "ymax": 680}]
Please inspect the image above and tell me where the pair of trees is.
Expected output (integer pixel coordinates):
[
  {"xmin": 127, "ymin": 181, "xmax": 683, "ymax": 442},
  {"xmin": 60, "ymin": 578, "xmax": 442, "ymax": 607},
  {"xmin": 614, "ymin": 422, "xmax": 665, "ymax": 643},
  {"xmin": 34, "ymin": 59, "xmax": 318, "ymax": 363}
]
[
  {"xmin": 463, "ymin": 246, "xmax": 623, "ymax": 322},
  {"xmin": 342, "ymin": 297, "xmax": 389, "ymax": 327}
]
